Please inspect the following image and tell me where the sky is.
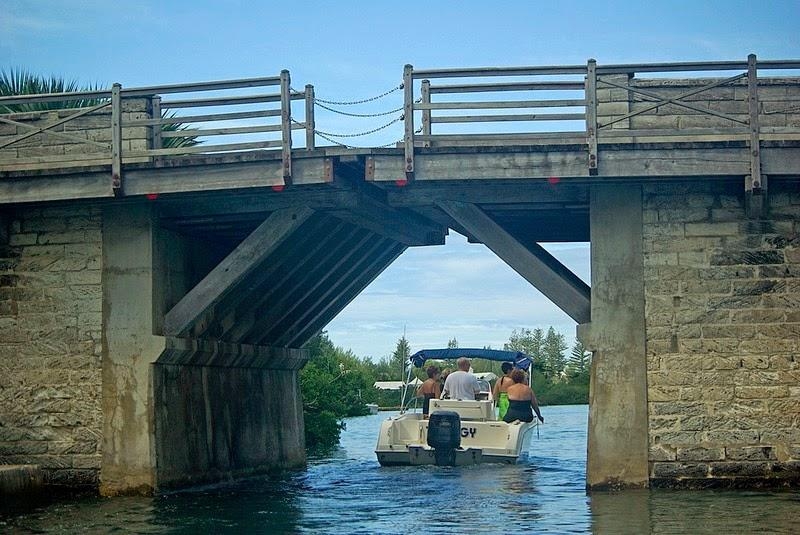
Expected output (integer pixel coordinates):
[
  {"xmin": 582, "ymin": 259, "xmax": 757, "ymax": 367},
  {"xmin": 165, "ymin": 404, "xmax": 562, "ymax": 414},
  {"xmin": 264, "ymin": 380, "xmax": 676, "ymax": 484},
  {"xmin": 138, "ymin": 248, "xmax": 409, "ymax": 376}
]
[{"xmin": 3, "ymin": 0, "xmax": 799, "ymax": 360}]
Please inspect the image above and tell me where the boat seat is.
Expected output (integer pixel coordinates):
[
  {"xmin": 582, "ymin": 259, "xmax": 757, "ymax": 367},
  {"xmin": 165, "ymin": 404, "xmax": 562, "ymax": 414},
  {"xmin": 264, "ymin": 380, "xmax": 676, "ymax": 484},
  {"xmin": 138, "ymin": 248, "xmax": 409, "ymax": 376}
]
[{"xmin": 430, "ymin": 399, "xmax": 495, "ymax": 421}]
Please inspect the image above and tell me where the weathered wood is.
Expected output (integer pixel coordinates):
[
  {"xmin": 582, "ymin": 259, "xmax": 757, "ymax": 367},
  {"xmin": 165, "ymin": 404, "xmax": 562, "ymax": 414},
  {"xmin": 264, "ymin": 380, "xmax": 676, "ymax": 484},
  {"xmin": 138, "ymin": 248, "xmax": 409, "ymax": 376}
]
[
  {"xmin": 386, "ymin": 182, "xmax": 587, "ymax": 207},
  {"xmin": 746, "ymin": 54, "xmax": 766, "ymax": 218},
  {"xmin": 126, "ymin": 140, "xmax": 283, "ymax": 158},
  {"xmin": 150, "ymin": 96, "xmax": 162, "ymax": 158},
  {"xmin": 163, "ymin": 206, "xmax": 314, "ymax": 337},
  {"xmin": 120, "ymin": 76, "xmax": 281, "ymax": 97},
  {"xmin": 438, "ymin": 201, "xmax": 591, "ymax": 323},
  {"xmin": 280, "ymin": 70, "xmax": 292, "ymax": 181},
  {"xmin": 430, "ymin": 81, "xmax": 585, "ymax": 93},
  {"xmin": 123, "ymin": 156, "xmax": 333, "ymax": 195},
  {"xmin": 417, "ymin": 99, "xmax": 585, "ymax": 110},
  {"xmin": 111, "ymin": 83, "xmax": 122, "ymax": 194},
  {"xmin": 329, "ymin": 193, "xmax": 445, "ymax": 246},
  {"xmin": 234, "ymin": 228, "xmax": 378, "ymax": 342},
  {"xmin": 305, "ymin": 84, "xmax": 316, "ymax": 150},
  {"xmin": 403, "ymin": 64, "xmax": 415, "ymax": 178},
  {"xmin": 421, "ymin": 79, "xmax": 431, "ymax": 147},
  {"xmin": 126, "ymin": 109, "xmax": 281, "ymax": 127},
  {"xmin": 277, "ymin": 240, "xmax": 406, "ymax": 347},
  {"xmin": 586, "ymin": 59, "xmax": 598, "ymax": 174},
  {"xmin": 431, "ymin": 113, "xmax": 585, "ymax": 123},
  {"xmin": 160, "ymin": 124, "xmax": 282, "ymax": 138},
  {"xmin": 162, "ymin": 93, "xmax": 287, "ymax": 108},
  {"xmin": 414, "ymin": 65, "xmax": 587, "ymax": 78}
]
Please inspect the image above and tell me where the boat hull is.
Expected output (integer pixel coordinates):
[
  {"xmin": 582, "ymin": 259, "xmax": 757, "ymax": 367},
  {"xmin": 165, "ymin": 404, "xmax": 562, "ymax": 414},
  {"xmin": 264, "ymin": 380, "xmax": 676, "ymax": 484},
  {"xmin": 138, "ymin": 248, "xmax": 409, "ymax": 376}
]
[{"xmin": 375, "ymin": 407, "xmax": 535, "ymax": 467}]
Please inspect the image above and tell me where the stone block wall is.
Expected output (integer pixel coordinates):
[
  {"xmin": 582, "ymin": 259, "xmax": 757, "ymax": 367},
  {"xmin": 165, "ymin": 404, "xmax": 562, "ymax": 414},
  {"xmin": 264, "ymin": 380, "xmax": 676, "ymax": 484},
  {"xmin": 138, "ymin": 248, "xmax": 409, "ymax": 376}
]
[
  {"xmin": 597, "ymin": 76, "xmax": 800, "ymax": 137},
  {"xmin": 643, "ymin": 180, "xmax": 800, "ymax": 486},
  {"xmin": 0, "ymin": 205, "xmax": 104, "ymax": 487},
  {"xmin": 0, "ymin": 98, "xmax": 151, "ymax": 172}
]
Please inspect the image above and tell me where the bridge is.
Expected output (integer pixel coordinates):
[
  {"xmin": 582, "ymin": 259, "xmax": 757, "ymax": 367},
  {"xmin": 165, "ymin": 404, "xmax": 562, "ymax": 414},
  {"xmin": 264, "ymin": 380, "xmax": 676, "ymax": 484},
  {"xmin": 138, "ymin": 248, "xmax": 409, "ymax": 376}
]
[{"xmin": 1, "ymin": 55, "xmax": 799, "ymax": 494}]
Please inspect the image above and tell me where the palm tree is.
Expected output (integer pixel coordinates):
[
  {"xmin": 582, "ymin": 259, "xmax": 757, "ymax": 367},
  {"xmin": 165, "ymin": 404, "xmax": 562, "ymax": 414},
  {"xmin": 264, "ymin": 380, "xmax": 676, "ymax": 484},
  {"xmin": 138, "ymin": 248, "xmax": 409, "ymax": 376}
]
[{"xmin": 0, "ymin": 68, "xmax": 198, "ymax": 148}]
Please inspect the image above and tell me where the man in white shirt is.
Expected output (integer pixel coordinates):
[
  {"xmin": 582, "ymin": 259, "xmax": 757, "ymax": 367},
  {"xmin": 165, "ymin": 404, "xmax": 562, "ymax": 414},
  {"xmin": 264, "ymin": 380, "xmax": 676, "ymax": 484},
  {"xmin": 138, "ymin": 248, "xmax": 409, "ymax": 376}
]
[{"xmin": 441, "ymin": 357, "xmax": 481, "ymax": 400}]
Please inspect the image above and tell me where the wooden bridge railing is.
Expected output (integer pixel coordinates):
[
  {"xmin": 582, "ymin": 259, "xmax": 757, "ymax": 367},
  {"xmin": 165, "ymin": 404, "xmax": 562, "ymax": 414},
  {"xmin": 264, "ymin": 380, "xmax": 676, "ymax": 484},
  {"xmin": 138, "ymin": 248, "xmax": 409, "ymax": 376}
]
[
  {"xmin": 402, "ymin": 55, "xmax": 800, "ymax": 183},
  {"xmin": 0, "ymin": 71, "xmax": 315, "ymax": 191}
]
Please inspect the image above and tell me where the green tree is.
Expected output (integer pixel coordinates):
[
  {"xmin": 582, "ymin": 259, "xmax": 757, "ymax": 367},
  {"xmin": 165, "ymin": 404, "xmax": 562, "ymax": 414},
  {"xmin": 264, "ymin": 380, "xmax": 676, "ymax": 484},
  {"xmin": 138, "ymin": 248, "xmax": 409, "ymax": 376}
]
[
  {"xmin": 543, "ymin": 327, "xmax": 568, "ymax": 379},
  {"xmin": 504, "ymin": 327, "xmax": 545, "ymax": 372},
  {"xmin": 391, "ymin": 334, "xmax": 411, "ymax": 381},
  {"xmin": 300, "ymin": 332, "xmax": 379, "ymax": 452},
  {"xmin": 566, "ymin": 340, "xmax": 591, "ymax": 379},
  {"xmin": 447, "ymin": 337, "xmax": 459, "ymax": 349},
  {"xmin": 1, "ymin": 68, "xmax": 198, "ymax": 149}
]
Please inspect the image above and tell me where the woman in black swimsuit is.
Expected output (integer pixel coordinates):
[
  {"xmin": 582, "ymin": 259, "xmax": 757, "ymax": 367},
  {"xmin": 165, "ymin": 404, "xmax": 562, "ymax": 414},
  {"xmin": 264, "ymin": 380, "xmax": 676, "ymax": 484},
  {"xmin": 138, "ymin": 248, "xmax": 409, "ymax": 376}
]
[
  {"xmin": 417, "ymin": 365, "xmax": 441, "ymax": 418},
  {"xmin": 503, "ymin": 369, "xmax": 544, "ymax": 424}
]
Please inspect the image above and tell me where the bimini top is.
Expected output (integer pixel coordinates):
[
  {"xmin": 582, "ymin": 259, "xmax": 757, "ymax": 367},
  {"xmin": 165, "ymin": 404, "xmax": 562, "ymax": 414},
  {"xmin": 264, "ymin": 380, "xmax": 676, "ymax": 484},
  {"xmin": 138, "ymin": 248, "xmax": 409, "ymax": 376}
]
[{"xmin": 409, "ymin": 348, "xmax": 531, "ymax": 370}]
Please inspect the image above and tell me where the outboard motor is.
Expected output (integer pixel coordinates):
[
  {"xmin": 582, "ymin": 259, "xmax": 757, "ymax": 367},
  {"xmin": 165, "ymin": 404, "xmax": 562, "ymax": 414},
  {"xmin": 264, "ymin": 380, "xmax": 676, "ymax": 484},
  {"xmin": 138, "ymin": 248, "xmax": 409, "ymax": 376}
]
[{"xmin": 426, "ymin": 411, "xmax": 461, "ymax": 466}]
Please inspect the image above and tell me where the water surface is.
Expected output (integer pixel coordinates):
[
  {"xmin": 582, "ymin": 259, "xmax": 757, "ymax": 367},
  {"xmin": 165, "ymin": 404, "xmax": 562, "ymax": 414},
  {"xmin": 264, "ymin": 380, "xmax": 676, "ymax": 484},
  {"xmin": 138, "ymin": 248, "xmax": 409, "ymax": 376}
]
[{"xmin": 2, "ymin": 405, "xmax": 798, "ymax": 533}]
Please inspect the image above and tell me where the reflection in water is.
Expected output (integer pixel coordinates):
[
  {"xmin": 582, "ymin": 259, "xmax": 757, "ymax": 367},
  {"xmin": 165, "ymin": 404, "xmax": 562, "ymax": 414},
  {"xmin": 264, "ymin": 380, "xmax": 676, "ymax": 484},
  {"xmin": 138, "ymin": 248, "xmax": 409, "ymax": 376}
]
[{"xmin": 1, "ymin": 405, "xmax": 798, "ymax": 534}]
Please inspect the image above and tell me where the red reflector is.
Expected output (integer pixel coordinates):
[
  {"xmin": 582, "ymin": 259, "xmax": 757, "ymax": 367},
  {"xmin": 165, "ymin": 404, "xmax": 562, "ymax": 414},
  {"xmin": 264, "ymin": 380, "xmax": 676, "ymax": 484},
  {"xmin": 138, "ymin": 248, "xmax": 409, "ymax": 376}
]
[
  {"xmin": 547, "ymin": 177, "xmax": 560, "ymax": 185},
  {"xmin": 271, "ymin": 184, "xmax": 285, "ymax": 192},
  {"xmin": 395, "ymin": 179, "xmax": 408, "ymax": 187},
  {"xmin": 145, "ymin": 193, "xmax": 159, "ymax": 200}
]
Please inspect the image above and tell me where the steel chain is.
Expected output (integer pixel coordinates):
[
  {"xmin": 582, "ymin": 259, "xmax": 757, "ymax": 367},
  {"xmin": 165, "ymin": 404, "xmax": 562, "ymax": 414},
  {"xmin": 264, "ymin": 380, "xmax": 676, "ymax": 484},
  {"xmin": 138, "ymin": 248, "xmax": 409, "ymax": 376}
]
[
  {"xmin": 312, "ymin": 83, "xmax": 403, "ymax": 106},
  {"xmin": 314, "ymin": 101, "xmax": 404, "ymax": 117}
]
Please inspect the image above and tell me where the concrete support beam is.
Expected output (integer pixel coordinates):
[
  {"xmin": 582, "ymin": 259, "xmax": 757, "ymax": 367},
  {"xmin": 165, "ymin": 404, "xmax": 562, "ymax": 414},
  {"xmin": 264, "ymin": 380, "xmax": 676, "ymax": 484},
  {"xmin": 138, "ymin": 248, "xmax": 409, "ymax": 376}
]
[
  {"xmin": 438, "ymin": 201, "xmax": 591, "ymax": 324},
  {"xmin": 101, "ymin": 203, "xmax": 165, "ymax": 496},
  {"xmin": 580, "ymin": 184, "xmax": 648, "ymax": 489}
]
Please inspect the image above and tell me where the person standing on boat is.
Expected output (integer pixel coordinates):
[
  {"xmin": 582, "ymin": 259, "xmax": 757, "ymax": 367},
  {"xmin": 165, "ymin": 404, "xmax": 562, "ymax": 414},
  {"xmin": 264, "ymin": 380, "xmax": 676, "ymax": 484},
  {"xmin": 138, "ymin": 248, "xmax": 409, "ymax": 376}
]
[
  {"xmin": 493, "ymin": 362, "xmax": 514, "ymax": 420},
  {"xmin": 503, "ymin": 369, "xmax": 544, "ymax": 424},
  {"xmin": 441, "ymin": 357, "xmax": 481, "ymax": 401},
  {"xmin": 417, "ymin": 366, "xmax": 441, "ymax": 418}
]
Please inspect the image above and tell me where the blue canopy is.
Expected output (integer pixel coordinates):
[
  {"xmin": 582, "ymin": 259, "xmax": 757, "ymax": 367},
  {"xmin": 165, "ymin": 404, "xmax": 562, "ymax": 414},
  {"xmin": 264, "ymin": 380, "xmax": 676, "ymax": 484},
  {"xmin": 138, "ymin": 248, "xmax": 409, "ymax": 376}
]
[{"xmin": 409, "ymin": 348, "xmax": 531, "ymax": 371}]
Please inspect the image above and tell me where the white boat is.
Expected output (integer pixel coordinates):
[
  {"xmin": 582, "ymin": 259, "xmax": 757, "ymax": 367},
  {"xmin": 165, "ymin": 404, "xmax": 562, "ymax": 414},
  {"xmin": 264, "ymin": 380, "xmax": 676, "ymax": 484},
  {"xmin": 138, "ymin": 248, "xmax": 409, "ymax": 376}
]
[
  {"xmin": 375, "ymin": 348, "xmax": 538, "ymax": 466},
  {"xmin": 366, "ymin": 403, "xmax": 380, "ymax": 414}
]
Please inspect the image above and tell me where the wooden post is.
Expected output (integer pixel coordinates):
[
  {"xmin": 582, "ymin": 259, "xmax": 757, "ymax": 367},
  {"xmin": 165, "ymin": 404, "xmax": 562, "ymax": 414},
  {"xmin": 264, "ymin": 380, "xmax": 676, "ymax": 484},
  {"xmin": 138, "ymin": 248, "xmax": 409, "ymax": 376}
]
[
  {"xmin": 421, "ymin": 79, "xmax": 431, "ymax": 148},
  {"xmin": 304, "ymin": 84, "xmax": 315, "ymax": 150},
  {"xmin": 745, "ymin": 54, "xmax": 765, "ymax": 218},
  {"xmin": 280, "ymin": 69, "xmax": 292, "ymax": 182},
  {"xmin": 403, "ymin": 64, "xmax": 415, "ymax": 180},
  {"xmin": 586, "ymin": 59, "xmax": 598, "ymax": 176},
  {"xmin": 150, "ymin": 95, "xmax": 162, "ymax": 162},
  {"xmin": 111, "ymin": 83, "xmax": 123, "ymax": 195}
]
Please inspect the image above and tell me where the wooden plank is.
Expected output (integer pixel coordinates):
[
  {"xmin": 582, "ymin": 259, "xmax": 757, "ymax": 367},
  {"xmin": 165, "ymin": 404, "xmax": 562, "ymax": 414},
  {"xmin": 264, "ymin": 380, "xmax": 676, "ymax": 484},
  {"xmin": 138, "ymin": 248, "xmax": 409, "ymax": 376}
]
[
  {"xmin": 403, "ymin": 64, "xmax": 415, "ymax": 178},
  {"xmin": 162, "ymin": 92, "xmax": 288, "ymax": 108},
  {"xmin": 437, "ymin": 201, "xmax": 590, "ymax": 323},
  {"xmin": 123, "ymin": 156, "xmax": 332, "ymax": 195},
  {"xmin": 150, "ymin": 96, "xmax": 162, "ymax": 157},
  {"xmin": 277, "ymin": 240, "xmax": 406, "ymax": 347},
  {"xmin": 305, "ymin": 84, "xmax": 315, "ymax": 150},
  {"xmin": 430, "ymin": 81, "xmax": 584, "ymax": 93},
  {"xmin": 163, "ymin": 206, "xmax": 314, "ymax": 336},
  {"xmin": 413, "ymin": 65, "xmax": 587, "ymax": 78},
  {"xmin": 233, "ymin": 228, "xmax": 378, "ymax": 342},
  {"xmin": 762, "ymin": 146, "xmax": 800, "ymax": 175},
  {"xmin": 386, "ymin": 181, "xmax": 588, "ymax": 207},
  {"xmin": 416, "ymin": 131, "xmax": 586, "ymax": 142},
  {"xmin": 431, "ymin": 113, "xmax": 584, "ymax": 123},
  {"xmin": 598, "ymin": 147, "xmax": 750, "ymax": 176},
  {"xmin": 586, "ymin": 59, "xmax": 598, "ymax": 174},
  {"xmin": 280, "ymin": 69, "xmax": 292, "ymax": 180},
  {"xmin": 599, "ymin": 127, "xmax": 749, "ymax": 138},
  {"xmin": 126, "ymin": 140, "xmax": 282, "ymax": 157},
  {"xmin": 126, "ymin": 109, "xmax": 281, "ymax": 127},
  {"xmin": 111, "ymin": 83, "xmax": 122, "ymax": 193},
  {"xmin": 421, "ymin": 79, "xmax": 431, "ymax": 147},
  {"xmin": 159, "ymin": 124, "xmax": 282, "ymax": 137},
  {"xmin": 746, "ymin": 54, "xmax": 765, "ymax": 218},
  {"xmin": 120, "ymin": 76, "xmax": 281, "ymax": 97},
  {"xmin": 329, "ymin": 194, "xmax": 446, "ymax": 246},
  {"xmin": 417, "ymin": 99, "xmax": 585, "ymax": 110},
  {"xmin": 0, "ymin": 170, "xmax": 112, "ymax": 203}
]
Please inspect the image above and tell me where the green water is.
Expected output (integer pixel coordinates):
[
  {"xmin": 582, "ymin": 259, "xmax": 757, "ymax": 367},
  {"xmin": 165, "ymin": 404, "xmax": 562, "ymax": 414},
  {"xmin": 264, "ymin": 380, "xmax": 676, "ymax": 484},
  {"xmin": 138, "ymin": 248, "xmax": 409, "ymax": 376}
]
[{"xmin": 1, "ymin": 405, "xmax": 798, "ymax": 533}]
